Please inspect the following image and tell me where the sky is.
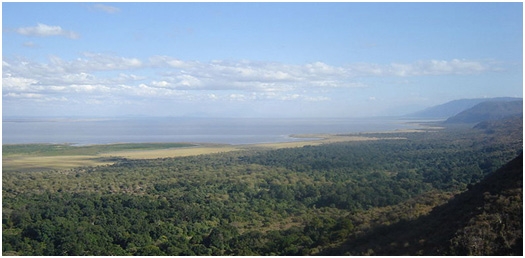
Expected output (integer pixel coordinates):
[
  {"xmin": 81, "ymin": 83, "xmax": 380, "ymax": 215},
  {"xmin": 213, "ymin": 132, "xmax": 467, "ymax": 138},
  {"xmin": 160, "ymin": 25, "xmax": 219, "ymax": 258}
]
[{"xmin": 2, "ymin": 2, "xmax": 523, "ymax": 118}]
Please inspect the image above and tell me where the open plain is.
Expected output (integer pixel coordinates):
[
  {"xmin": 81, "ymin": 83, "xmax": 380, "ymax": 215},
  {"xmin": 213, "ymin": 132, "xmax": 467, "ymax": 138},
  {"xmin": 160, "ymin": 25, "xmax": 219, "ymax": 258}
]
[{"xmin": 2, "ymin": 133, "xmax": 405, "ymax": 172}]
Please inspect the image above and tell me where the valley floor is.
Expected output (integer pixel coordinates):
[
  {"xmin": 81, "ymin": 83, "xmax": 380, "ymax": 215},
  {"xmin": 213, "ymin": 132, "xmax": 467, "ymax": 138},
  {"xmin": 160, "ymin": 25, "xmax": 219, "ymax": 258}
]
[
  {"xmin": 2, "ymin": 121, "xmax": 521, "ymax": 256},
  {"xmin": 2, "ymin": 131, "xmax": 410, "ymax": 172}
]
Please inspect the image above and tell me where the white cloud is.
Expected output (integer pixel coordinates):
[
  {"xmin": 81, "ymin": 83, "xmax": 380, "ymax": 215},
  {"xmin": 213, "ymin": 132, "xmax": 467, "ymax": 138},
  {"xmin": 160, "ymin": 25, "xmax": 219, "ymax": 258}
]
[
  {"xmin": 153, "ymin": 59, "xmax": 357, "ymax": 92},
  {"xmin": 117, "ymin": 73, "xmax": 146, "ymax": 82},
  {"xmin": 385, "ymin": 59, "xmax": 488, "ymax": 77},
  {"xmin": 3, "ymin": 92, "xmax": 68, "ymax": 102},
  {"xmin": 176, "ymin": 74, "xmax": 202, "ymax": 88},
  {"xmin": 131, "ymin": 83, "xmax": 189, "ymax": 99},
  {"xmin": 305, "ymin": 62, "xmax": 348, "ymax": 76},
  {"xmin": 388, "ymin": 63, "xmax": 414, "ymax": 77},
  {"xmin": 93, "ymin": 4, "xmax": 120, "ymax": 14},
  {"xmin": 3, "ymin": 54, "xmax": 500, "ymax": 109},
  {"xmin": 208, "ymin": 93, "xmax": 218, "ymax": 100},
  {"xmin": 149, "ymin": 56, "xmax": 197, "ymax": 69},
  {"xmin": 16, "ymin": 23, "xmax": 79, "ymax": 39},
  {"xmin": 427, "ymin": 59, "xmax": 486, "ymax": 74},
  {"xmin": 345, "ymin": 59, "xmax": 489, "ymax": 77},
  {"xmin": 53, "ymin": 56, "xmax": 488, "ymax": 93},
  {"xmin": 151, "ymin": 80, "xmax": 171, "ymax": 88},
  {"xmin": 45, "ymin": 53, "xmax": 143, "ymax": 73},
  {"xmin": 74, "ymin": 52, "xmax": 143, "ymax": 71},
  {"xmin": 61, "ymin": 72, "xmax": 96, "ymax": 83},
  {"xmin": 69, "ymin": 84, "xmax": 111, "ymax": 93},
  {"xmin": 3, "ymin": 76, "xmax": 38, "ymax": 91},
  {"xmin": 303, "ymin": 95, "xmax": 331, "ymax": 102},
  {"xmin": 23, "ymin": 41, "xmax": 38, "ymax": 48},
  {"xmin": 229, "ymin": 94, "xmax": 247, "ymax": 101},
  {"xmin": 4, "ymin": 92, "xmax": 43, "ymax": 99}
]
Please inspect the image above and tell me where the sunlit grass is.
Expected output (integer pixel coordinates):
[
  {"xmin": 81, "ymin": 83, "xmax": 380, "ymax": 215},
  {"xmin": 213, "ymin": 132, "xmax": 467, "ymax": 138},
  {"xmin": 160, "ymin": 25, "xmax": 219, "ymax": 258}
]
[
  {"xmin": 2, "ymin": 155, "xmax": 112, "ymax": 172},
  {"xmin": 2, "ymin": 133, "xmax": 412, "ymax": 172},
  {"xmin": 100, "ymin": 145, "xmax": 243, "ymax": 159}
]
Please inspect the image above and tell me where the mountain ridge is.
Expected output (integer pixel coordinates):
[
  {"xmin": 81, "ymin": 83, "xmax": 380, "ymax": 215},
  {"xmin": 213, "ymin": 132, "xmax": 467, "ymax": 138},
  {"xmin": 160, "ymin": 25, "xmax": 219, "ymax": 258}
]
[
  {"xmin": 405, "ymin": 97, "xmax": 522, "ymax": 119},
  {"xmin": 444, "ymin": 100, "xmax": 522, "ymax": 124}
]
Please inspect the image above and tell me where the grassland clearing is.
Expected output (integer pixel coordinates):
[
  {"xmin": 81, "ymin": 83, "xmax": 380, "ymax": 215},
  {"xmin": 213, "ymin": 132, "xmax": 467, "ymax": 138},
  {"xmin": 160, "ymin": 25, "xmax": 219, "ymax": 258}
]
[
  {"xmin": 2, "ymin": 142, "xmax": 196, "ymax": 172},
  {"xmin": 2, "ymin": 133, "xmax": 411, "ymax": 172},
  {"xmin": 2, "ymin": 154, "xmax": 112, "ymax": 172},
  {"xmin": 2, "ymin": 142, "xmax": 196, "ymax": 157},
  {"xmin": 99, "ymin": 144, "xmax": 242, "ymax": 159}
]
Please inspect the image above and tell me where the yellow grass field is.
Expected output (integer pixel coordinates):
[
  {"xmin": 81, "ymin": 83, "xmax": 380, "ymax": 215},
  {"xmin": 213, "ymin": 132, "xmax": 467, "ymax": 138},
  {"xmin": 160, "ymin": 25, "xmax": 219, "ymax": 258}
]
[
  {"xmin": 3, "ymin": 133, "xmax": 409, "ymax": 172},
  {"xmin": 99, "ymin": 135, "xmax": 389, "ymax": 159},
  {"xmin": 2, "ymin": 155, "xmax": 113, "ymax": 172},
  {"xmin": 99, "ymin": 145, "xmax": 243, "ymax": 159}
]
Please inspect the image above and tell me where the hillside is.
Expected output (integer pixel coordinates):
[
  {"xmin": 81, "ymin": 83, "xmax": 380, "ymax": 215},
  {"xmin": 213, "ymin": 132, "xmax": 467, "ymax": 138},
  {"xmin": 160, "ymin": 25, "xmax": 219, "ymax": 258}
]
[
  {"xmin": 321, "ymin": 152, "xmax": 523, "ymax": 255},
  {"xmin": 405, "ymin": 97, "xmax": 521, "ymax": 119},
  {"xmin": 445, "ymin": 100, "xmax": 522, "ymax": 124},
  {"xmin": 473, "ymin": 116, "xmax": 523, "ymax": 143}
]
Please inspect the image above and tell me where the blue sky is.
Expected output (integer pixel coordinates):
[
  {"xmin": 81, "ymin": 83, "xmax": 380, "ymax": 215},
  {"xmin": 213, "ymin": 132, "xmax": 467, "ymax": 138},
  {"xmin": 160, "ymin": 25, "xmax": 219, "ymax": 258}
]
[{"xmin": 2, "ymin": 2, "xmax": 523, "ymax": 117}]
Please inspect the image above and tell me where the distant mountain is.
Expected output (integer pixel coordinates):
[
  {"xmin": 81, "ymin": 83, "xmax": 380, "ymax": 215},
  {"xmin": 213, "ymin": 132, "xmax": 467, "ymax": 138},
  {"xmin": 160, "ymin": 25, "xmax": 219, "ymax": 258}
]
[
  {"xmin": 444, "ymin": 100, "xmax": 522, "ymax": 124},
  {"xmin": 405, "ymin": 97, "xmax": 522, "ymax": 119}
]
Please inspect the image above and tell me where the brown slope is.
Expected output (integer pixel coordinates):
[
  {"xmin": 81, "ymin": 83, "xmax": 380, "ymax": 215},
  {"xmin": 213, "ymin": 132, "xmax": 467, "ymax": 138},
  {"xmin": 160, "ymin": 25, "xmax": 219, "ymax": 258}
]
[{"xmin": 320, "ymin": 153, "xmax": 523, "ymax": 256}]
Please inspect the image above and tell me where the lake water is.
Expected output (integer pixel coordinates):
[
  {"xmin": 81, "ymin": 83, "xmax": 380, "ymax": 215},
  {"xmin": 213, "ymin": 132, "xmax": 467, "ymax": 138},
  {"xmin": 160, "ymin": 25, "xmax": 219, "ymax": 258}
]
[{"xmin": 2, "ymin": 117, "xmax": 419, "ymax": 145}]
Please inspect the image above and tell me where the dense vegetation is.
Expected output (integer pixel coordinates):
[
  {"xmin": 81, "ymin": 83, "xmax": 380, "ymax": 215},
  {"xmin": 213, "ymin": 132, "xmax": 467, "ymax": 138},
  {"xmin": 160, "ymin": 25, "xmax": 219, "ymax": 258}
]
[
  {"xmin": 321, "ymin": 153, "xmax": 522, "ymax": 255},
  {"xmin": 2, "ymin": 119, "xmax": 522, "ymax": 255}
]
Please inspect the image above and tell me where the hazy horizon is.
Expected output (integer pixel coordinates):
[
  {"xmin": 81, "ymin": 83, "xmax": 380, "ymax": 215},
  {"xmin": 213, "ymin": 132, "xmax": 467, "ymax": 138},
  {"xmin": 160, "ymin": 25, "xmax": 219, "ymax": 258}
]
[
  {"xmin": 2, "ymin": 95, "xmax": 522, "ymax": 120},
  {"xmin": 3, "ymin": 116, "xmax": 421, "ymax": 145},
  {"xmin": 3, "ymin": 2, "xmax": 523, "ymax": 118}
]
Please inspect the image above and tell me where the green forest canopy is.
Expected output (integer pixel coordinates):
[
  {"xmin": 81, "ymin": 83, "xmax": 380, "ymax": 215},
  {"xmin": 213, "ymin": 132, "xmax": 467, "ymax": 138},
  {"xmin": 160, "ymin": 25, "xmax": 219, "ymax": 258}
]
[{"xmin": 2, "ymin": 123, "xmax": 522, "ymax": 256}]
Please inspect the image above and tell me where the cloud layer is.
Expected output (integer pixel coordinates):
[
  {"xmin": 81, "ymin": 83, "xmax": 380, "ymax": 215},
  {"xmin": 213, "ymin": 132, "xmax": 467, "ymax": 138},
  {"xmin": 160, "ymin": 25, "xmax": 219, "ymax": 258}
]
[
  {"xmin": 15, "ymin": 23, "xmax": 79, "ymax": 39},
  {"xmin": 3, "ymin": 53, "xmax": 499, "ymax": 107},
  {"xmin": 93, "ymin": 4, "xmax": 120, "ymax": 14}
]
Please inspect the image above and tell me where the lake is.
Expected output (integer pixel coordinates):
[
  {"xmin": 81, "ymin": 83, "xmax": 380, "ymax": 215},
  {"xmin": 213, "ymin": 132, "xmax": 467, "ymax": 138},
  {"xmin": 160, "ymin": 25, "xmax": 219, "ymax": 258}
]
[{"xmin": 2, "ymin": 117, "xmax": 419, "ymax": 145}]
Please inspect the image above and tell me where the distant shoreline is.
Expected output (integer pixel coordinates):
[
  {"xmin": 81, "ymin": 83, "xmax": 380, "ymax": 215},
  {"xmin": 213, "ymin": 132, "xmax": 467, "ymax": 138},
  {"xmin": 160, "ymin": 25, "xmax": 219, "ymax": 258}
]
[
  {"xmin": 2, "ymin": 119, "xmax": 441, "ymax": 147},
  {"xmin": 2, "ymin": 125, "xmax": 440, "ymax": 173},
  {"xmin": 2, "ymin": 117, "xmax": 427, "ymax": 146}
]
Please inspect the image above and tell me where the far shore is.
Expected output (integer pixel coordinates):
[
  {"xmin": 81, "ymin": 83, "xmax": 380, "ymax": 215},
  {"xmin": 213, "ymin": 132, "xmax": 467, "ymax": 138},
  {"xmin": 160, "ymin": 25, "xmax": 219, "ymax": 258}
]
[{"xmin": 2, "ymin": 127, "xmax": 439, "ymax": 172}]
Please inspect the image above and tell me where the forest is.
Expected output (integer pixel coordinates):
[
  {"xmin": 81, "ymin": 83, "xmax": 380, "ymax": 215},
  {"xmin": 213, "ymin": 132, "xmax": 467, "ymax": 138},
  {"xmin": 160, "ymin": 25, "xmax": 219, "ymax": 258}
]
[{"xmin": 2, "ymin": 118, "xmax": 522, "ymax": 255}]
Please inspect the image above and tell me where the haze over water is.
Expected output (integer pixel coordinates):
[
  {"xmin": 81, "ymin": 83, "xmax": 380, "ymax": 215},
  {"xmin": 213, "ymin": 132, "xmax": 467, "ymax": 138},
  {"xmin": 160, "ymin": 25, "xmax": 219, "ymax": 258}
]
[{"xmin": 2, "ymin": 117, "xmax": 418, "ymax": 145}]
